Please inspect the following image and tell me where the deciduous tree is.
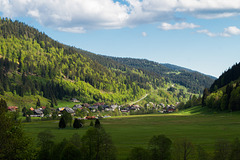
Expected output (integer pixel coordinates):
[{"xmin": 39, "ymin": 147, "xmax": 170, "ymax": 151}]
[{"xmin": 148, "ymin": 134, "xmax": 172, "ymax": 160}]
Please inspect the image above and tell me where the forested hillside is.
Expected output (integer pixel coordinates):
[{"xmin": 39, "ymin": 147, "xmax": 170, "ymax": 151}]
[
  {"xmin": 105, "ymin": 57, "xmax": 215, "ymax": 94},
  {"xmin": 202, "ymin": 62, "xmax": 240, "ymax": 111},
  {"xmin": 0, "ymin": 18, "xmax": 154, "ymax": 104},
  {"xmin": 210, "ymin": 62, "xmax": 240, "ymax": 92}
]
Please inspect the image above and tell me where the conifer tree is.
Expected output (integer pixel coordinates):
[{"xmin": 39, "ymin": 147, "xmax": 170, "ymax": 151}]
[
  {"xmin": 95, "ymin": 119, "xmax": 101, "ymax": 128},
  {"xmin": 90, "ymin": 121, "xmax": 93, "ymax": 127},
  {"xmin": 36, "ymin": 98, "xmax": 41, "ymax": 108},
  {"xmin": 59, "ymin": 117, "xmax": 66, "ymax": 129},
  {"xmin": 0, "ymin": 98, "xmax": 8, "ymax": 112},
  {"xmin": 73, "ymin": 118, "xmax": 80, "ymax": 129}
]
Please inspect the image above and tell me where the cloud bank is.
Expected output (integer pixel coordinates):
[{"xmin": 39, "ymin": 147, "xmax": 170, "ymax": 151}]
[{"xmin": 1, "ymin": 0, "xmax": 240, "ymax": 33}]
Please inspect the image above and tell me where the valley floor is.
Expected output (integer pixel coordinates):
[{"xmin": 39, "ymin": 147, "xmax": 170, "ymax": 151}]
[{"xmin": 23, "ymin": 106, "xmax": 240, "ymax": 160}]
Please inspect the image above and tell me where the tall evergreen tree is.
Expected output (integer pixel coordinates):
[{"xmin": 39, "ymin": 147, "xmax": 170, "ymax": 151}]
[
  {"xmin": 95, "ymin": 119, "xmax": 101, "ymax": 128},
  {"xmin": 36, "ymin": 98, "xmax": 41, "ymax": 108},
  {"xmin": 59, "ymin": 117, "xmax": 66, "ymax": 129},
  {"xmin": 73, "ymin": 118, "xmax": 80, "ymax": 129},
  {"xmin": 202, "ymin": 88, "xmax": 210, "ymax": 106}
]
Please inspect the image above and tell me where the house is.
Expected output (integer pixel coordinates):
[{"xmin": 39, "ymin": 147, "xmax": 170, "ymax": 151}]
[
  {"xmin": 159, "ymin": 110, "xmax": 167, "ymax": 113},
  {"xmin": 89, "ymin": 106, "xmax": 98, "ymax": 112},
  {"xmin": 86, "ymin": 116, "xmax": 96, "ymax": 120},
  {"xmin": 33, "ymin": 109, "xmax": 44, "ymax": 117},
  {"xmin": 8, "ymin": 106, "xmax": 18, "ymax": 111},
  {"xmin": 110, "ymin": 104, "xmax": 119, "ymax": 111},
  {"xmin": 93, "ymin": 102, "xmax": 105, "ymax": 106},
  {"xmin": 57, "ymin": 107, "xmax": 65, "ymax": 112},
  {"xmin": 121, "ymin": 110, "xmax": 129, "ymax": 113},
  {"xmin": 71, "ymin": 98, "xmax": 80, "ymax": 103},
  {"xmin": 72, "ymin": 104, "xmax": 82, "ymax": 110},
  {"xmin": 167, "ymin": 109, "xmax": 175, "ymax": 113},
  {"xmin": 102, "ymin": 105, "xmax": 110, "ymax": 111},
  {"xmin": 159, "ymin": 103, "xmax": 165, "ymax": 109},
  {"xmin": 64, "ymin": 107, "xmax": 75, "ymax": 115}
]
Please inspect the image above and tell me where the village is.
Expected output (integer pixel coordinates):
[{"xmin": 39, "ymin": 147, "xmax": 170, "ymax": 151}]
[{"xmin": 7, "ymin": 98, "xmax": 179, "ymax": 119}]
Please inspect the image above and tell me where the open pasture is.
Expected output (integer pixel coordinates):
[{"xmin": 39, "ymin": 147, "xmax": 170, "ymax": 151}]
[{"xmin": 23, "ymin": 106, "xmax": 240, "ymax": 159}]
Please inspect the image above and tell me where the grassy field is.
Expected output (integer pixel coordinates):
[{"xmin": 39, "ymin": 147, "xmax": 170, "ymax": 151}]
[{"xmin": 23, "ymin": 106, "xmax": 240, "ymax": 160}]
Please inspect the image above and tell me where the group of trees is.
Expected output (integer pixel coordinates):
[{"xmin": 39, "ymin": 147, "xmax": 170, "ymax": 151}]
[
  {"xmin": 210, "ymin": 62, "xmax": 240, "ymax": 92},
  {"xmin": 37, "ymin": 125, "xmax": 116, "ymax": 160},
  {"xmin": 178, "ymin": 95, "xmax": 202, "ymax": 110},
  {"xmin": 201, "ymin": 62, "xmax": 240, "ymax": 111},
  {"xmin": 202, "ymin": 83, "xmax": 240, "ymax": 111},
  {"xmin": 128, "ymin": 134, "xmax": 240, "ymax": 160},
  {"xmin": 0, "ymin": 98, "xmax": 35, "ymax": 159}
]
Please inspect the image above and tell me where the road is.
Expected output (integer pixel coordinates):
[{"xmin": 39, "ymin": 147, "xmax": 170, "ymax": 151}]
[{"xmin": 129, "ymin": 94, "xmax": 149, "ymax": 105}]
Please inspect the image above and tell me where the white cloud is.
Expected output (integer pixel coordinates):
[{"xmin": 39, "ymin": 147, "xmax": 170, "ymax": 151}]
[
  {"xmin": 224, "ymin": 26, "xmax": 240, "ymax": 35},
  {"xmin": 0, "ymin": 0, "xmax": 129, "ymax": 32},
  {"xmin": 197, "ymin": 29, "xmax": 217, "ymax": 37},
  {"xmin": 1, "ymin": 0, "xmax": 240, "ymax": 32},
  {"xmin": 142, "ymin": 32, "xmax": 147, "ymax": 37},
  {"xmin": 197, "ymin": 26, "xmax": 240, "ymax": 37},
  {"xmin": 159, "ymin": 22, "xmax": 200, "ymax": 30},
  {"xmin": 58, "ymin": 27, "xmax": 86, "ymax": 34}
]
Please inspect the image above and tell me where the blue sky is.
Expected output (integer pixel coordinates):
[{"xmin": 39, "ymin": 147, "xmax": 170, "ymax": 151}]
[{"xmin": 1, "ymin": 0, "xmax": 240, "ymax": 77}]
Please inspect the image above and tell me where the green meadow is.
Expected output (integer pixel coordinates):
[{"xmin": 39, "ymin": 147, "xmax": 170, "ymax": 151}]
[{"xmin": 23, "ymin": 106, "xmax": 240, "ymax": 160}]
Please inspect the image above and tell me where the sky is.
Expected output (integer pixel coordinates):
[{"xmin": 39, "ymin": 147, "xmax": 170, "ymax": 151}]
[{"xmin": 1, "ymin": 0, "xmax": 240, "ymax": 78}]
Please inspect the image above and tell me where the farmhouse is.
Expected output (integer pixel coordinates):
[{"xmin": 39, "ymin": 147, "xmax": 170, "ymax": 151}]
[{"xmin": 33, "ymin": 109, "xmax": 44, "ymax": 117}]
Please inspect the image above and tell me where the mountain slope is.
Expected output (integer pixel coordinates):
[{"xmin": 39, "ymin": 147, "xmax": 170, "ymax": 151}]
[
  {"xmin": 203, "ymin": 62, "xmax": 240, "ymax": 111},
  {"xmin": 210, "ymin": 62, "xmax": 240, "ymax": 92},
  {"xmin": 0, "ymin": 18, "xmax": 151, "ymax": 104},
  {"xmin": 161, "ymin": 63, "xmax": 217, "ymax": 80},
  {"xmin": 106, "ymin": 57, "xmax": 215, "ymax": 94}
]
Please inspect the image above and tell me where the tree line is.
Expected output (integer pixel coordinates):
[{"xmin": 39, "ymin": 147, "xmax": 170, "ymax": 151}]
[{"xmin": 128, "ymin": 134, "xmax": 240, "ymax": 160}]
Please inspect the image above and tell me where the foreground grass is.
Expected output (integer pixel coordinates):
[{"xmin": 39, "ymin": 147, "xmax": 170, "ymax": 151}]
[{"xmin": 23, "ymin": 106, "xmax": 240, "ymax": 160}]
